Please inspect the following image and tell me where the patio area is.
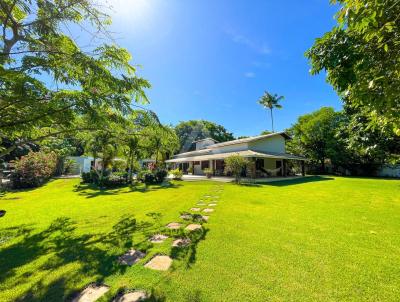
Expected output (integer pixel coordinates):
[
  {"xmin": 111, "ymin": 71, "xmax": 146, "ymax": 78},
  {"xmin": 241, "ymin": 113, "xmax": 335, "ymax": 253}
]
[{"xmin": 173, "ymin": 174, "xmax": 307, "ymax": 183}]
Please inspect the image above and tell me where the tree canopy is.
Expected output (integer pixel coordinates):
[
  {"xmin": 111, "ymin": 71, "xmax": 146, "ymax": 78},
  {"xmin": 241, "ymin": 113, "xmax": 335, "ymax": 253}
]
[
  {"xmin": 287, "ymin": 106, "xmax": 400, "ymax": 174},
  {"xmin": 287, "ymin": 107, "xmax": 343, "ymax": 172},
  {"xmin": 258, "ymin": 92, "xmax": 283, "ymax": 133},
  {"xmin": 0, "ymin": 0, "xmax": 150, "ymax": 158},
  {"xmin": 306, "ymin": 0, "xmax": 400, "ymax": 135},
  {"xmin": 175, "ymin": 120, "xmax": 234, "ymax": 152}
]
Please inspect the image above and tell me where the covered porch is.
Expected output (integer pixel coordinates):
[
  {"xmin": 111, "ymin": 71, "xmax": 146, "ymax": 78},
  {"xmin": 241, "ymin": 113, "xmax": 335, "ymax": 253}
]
[{"xmin": 166, "ymin": 150, "xmax": 306, "ymax": 178}]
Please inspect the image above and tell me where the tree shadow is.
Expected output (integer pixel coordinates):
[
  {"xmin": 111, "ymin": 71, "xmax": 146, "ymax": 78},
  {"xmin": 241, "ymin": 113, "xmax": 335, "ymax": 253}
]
[
  {"xmin": 73, "ymin": 182, "xmax": 183, "ymax": 198},
  {"xmin": 170, "ymin": 228, "xmax": 208, "ymax": 269},
  {"xmin": 258, "ymin": 176, "xmax": 334, "ymax": 187},
  {"xmin": 0, "ymin": 214, "xmax": 162, "ymax": 301}
]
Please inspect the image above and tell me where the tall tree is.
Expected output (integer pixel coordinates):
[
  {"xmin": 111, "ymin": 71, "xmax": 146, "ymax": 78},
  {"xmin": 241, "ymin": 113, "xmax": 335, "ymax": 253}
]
[
  {"xmin": 306, "ymin": 0, "xmax": 400, "ymax": 135},
  {"xmin": 287, "ymin": 107, "xmax": 343, "ymax": 172},
  {"xmin": 258, "ymin": 92, "xmax": 283, "ymax": 132},
  {"xmin": 175, "ymin": 120, "xmax": 234, "ymax": 152},
  {"xmin": 0, "ymin": 0, "xmax": 150, "ymax": 158}
]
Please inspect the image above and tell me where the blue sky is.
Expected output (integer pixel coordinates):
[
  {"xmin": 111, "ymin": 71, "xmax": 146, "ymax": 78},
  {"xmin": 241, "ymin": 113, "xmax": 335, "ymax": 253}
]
[{"xmin": 103, "ymin": 0, "xmax": 341, "ymax": 137}]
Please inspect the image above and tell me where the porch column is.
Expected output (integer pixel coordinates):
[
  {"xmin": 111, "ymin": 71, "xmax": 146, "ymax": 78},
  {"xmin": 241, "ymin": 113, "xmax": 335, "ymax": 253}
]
[
  {"xmin": 283, "ymin": 159, "xmax": 287, "ymax": 177},
  {"xmin": 301, "ymin": 160, "xmax": 305, "ymax": 176},
  {"xmin": 212, "ymin": 160, "xmax": 216, "ymax": 176},
  {"xmin": 192, "ymin": 161, "xmax": 195, "ymax": 175}
]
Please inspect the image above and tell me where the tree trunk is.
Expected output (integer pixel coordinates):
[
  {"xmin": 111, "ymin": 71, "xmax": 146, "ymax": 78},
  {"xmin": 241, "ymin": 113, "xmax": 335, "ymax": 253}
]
[{"xmin": 270, "ymin": 108, "xmax": 274, "ymax": 132}]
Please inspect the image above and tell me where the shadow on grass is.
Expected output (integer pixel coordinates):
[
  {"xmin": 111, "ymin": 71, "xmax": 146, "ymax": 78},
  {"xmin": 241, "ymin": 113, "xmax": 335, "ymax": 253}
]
[
  {"xmin": 73, "ymin": 182, "xmax": 183, "ymax": 198},
  {"xmin": 0, "ymin": 214, "xmax": 161, "ymax": 301},
  {"xmin": 258, "ymin": 176, "xmax": 334, "ymax": 187},
  {"xmin": 170, "ymin": 228, "xmax": 208, "ymax": 269}
]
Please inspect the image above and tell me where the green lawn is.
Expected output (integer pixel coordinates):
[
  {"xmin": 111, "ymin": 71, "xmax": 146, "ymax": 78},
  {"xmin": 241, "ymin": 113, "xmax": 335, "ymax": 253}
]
[{"xmin": 0, "ymin": 176, "xmax": 399, "ymax": 301}]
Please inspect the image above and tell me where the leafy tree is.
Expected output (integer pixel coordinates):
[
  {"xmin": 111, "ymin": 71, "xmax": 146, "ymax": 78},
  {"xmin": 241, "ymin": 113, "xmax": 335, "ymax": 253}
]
[
  {"xmin": 175, "ymin": 120, "xmax": 234, "ymax": 152},
  {"xmin": 337, "ymin": 106, "xmax": 400, "ymax": 168},
  {"xmin": 224, "ymin": 155, "xmax": 248, "ymax": 183},
  {"xmin": 0, "ymin": 0, "xmax": 150, "ymax": 158},
  {"xmin": 85, "ymin": 130, "xmax": 119, "ymax": 178},
  {"xmin": 142, "ymin": 125, "xmax": 179, "ymax": 164},
  {"xmin": 287, "ymin": 107, "xmax": 343, "ymax": 172},
  {"xmin": 258, "ymin": 92, "xmax": 283, "ymax": 132},
  {"xmin": 260, "ymin": 130, "xmax": 273, "ymax": 135},
  {"xmin": 306, "ymin": 0, "xmax": 400, "ymax": 135}
]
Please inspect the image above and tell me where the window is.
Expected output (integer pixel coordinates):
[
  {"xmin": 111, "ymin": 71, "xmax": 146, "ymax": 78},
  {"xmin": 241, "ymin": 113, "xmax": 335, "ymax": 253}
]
[
  {"xmin": 194, "ymin": 161, "xmax": 200, "ymax": 165},
  {"xmin": 201, "ymin": 161, "xmax": 209, "ymax": 169}
]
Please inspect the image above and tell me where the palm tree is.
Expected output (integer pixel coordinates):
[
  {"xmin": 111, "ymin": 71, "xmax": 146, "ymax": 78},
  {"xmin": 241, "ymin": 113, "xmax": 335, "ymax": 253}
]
[{"xmin": 258, "ymin": 91, "xmax": 284, "ymax": 132}]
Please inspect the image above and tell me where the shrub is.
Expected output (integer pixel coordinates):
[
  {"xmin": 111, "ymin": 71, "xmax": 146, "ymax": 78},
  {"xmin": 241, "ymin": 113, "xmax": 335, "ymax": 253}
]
[
  {"xmin": 11, "ymin": 151, "xmax": 57, "ymax": 188},
  {"xmin": 101, "ymin": 173, "xmax": 127, "ymax": 188},
  {"xmin": 154, "ymin": 168, "xmax": 168, "ymax": 183},
  {"xmin": 137, "ymin": 168, "xmax": 167, "ymax": 185},
  {"xmin": 81, "ymin": 170, "xmax": 100, "ymax": 184},
  {"xmin": 203, "ymin": 168, "xmax": 213, "ymax": 178},
  {"xmin": 137, "ymin": 170, "xmax": 156, "ymax": 185},
  {"xmin": 171, "ymin": 168, "xmax": 183, "ymax": 180},
  {"xmin": 224, "ymin": 155, "xmax": 248, "ymax": 183}
]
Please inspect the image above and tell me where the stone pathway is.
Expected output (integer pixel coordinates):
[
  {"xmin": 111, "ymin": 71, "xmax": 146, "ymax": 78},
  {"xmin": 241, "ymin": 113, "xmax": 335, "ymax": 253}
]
[
  {"xmin": 80, "ymin": 183, "xmax": 224, "ymax": 301},
  {"xmin": 144, "ymin": 255, "xmax": 173, "ymax": 271},
  {"xmin": 172, "ymin": 238, "xmax": 191, "ymax": 247},
  {"xmin": 72, "ymin": 284, "xmax": 110, "ymax": 302},
  {"xmin": 113, "ymin": 291, "xmax": 147, "ymax": 302},
  {"xmin": 166, "ymin": 222, "xmax": 181, "ymax": 229},
  {"xmin": 118, "ymin": 249, "xmax": 145, "ymax": 266},
  {"xmin": 185, "ymin": 224, "xmax": 202, "ymax": 231},
  {"xmin": 149, "ymin": 234, "xmax": 168, "ymax": 243}
]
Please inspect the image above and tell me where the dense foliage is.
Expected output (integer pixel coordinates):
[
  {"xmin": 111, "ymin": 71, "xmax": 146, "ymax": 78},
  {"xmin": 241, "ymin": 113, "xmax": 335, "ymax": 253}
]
[
  {"xmin": 175, "ymin": 120, "xmax": 234, "ymax": 152},
  {"xmin": 307, "ymin": 0, "xmax": 400, "ymax": 135},
  {"xmin": 10, "ymin": 151, "xmax": 57, "ymax": 188},
  {"xmin": 0, "ymin": 0, "xmax": 150, "ymax": 158},
  {"xmin": 170, "ymin": 168, "xmax": 183, "ymax": 180},
  {"xmin": 287, "ymin": 107, "xmax": 400, "ymax": 175},
  {"xmin": 224, "ymin": 155, "xmax": 248, "ymax": 183}
]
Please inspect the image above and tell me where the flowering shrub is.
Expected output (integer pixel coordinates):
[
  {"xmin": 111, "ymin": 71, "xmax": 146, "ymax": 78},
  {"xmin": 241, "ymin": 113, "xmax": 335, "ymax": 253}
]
[
  {"xmin": 170, "ymin": 168, "xmax": 183, "ymax": 180},
  {"xmin": 11, "ymin": 151, "xmax": 57, "ymax": 188}
]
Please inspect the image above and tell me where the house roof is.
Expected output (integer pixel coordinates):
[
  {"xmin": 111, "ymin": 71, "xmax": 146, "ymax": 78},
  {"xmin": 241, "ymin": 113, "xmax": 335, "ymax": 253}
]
[
  {"xmin": 173, "ymin": 132, "xmax": 291, "ymax": 158},
  {"xmin": 192, "ymin": 137, "xmax": 219, "ymax": 144},
  {"xmin": 166, "ymin": 150, "xmax": 306, "ymax": 163},
  {"xmin": 208, "ymin": 132, "xmax": 291, "ymax": 149}
]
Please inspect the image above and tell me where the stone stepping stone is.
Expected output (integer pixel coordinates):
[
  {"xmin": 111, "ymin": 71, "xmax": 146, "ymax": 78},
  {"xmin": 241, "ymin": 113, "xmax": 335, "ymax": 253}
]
[
  {"xmin": 203, "ymin": 208, "xmax": 214, "ymax": 213},
  {"xmin": 190, "ymin": 207, "xmax": 201, "ymax": 212},
  {"xmin": 149, "ymin": 234, "xmax": 168, "ymax": 243},
  {"xmin": 201, "ymin": 215, "xmax": 209, "ymax": 222},
  {"xmin": 185, "ymin": 224, "xmax": 202, "ymax": 231},
  {"xmin": 204, "ymin": 195, "xmax": 211, "ymax": 198},
  {"xmin": 118, "ymin": 249, "xmax": 145, "ymax": 266},
  {"xmin": 197, "ymin": 202, "xmax": 206, "ymax": 206},
  {"xmin": 72, "ymin": 284, "xmax": 110, "ymax": 302},
  {"xmin": 113, "ymin": 291, "xmax": 147, "ymax": 302},
  {"xmin": 180, "ymin": 213, "xmax": 192, "ymax": 220},
  {"xmin": 166, "ymin": 222, "xmax": 181, "ymax": 230},
  {"xmin": 172, "ymin": 238, "xmax": 191, "ymax": 247},
  {"xmin": 144, "ymin": 255, "xmax": 173, "ymax": 271},
  {"xmin": 208, "ymin": 203, "xmax": 217, "ymax": 207}
]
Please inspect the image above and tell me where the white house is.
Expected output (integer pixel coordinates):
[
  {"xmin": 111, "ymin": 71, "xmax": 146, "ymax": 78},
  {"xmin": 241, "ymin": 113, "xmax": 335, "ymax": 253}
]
[{"xmin": 166, "ymin": 132, "xmax": 307, "ymax": 177}]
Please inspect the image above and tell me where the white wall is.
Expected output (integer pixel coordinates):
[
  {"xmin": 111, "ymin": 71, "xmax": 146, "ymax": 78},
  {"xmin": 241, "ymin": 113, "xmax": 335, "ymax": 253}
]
[
  {"xmin": 248, "ymin": 135, "xmax": 286, "ymax": 153},
  {"xmin": 67, "ymin": 156, "xmax": 93, "ymax": 174},
  {"xmin": 210, "ymin": 143, "xmax": 249, "ymax": 154}
]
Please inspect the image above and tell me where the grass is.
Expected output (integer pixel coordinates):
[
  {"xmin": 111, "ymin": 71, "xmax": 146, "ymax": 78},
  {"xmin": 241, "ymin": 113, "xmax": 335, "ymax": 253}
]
[{"xmin": 0, "ymin": 176, "xmax": 399, "ymax": 301}]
